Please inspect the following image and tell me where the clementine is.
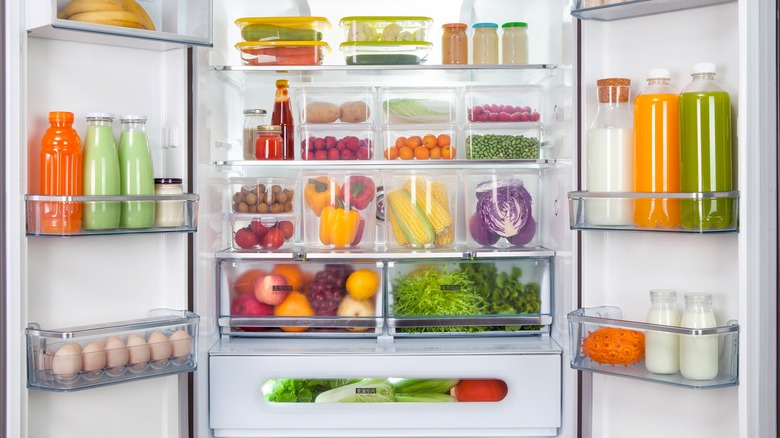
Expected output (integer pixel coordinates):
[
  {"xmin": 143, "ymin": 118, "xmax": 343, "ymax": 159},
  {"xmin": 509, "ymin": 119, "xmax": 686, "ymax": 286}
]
[
  {"xmin": 398, "ymin": 146, "xmax": 414, "ymax": 160},
  {"xmin": 384, "ymin": 146, "xmax": 399, "ymax": 160},
  {"xmin": 233, "ymin": 269, "xmax": 264, "ymax": 295},
  {"xmin": 271, "ymin": 263, "xmax": 305, "ymax": 292},
  {"xmin": 437, "ymin": 133, "xmax": 451, "ymax": 147},
  {"xmin": 422, "ymin": 134, "xmax": 438, "ymax": 148},
  {"xmin": 413, "ymin": 146, "xmax": 430, "ymax": 160},
  {"xmin": 274, "ymin": 291, "xmax": 315, "ymax": 332}
]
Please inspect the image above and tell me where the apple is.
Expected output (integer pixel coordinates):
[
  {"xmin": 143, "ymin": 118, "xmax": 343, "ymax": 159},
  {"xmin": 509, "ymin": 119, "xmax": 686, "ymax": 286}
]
[
  {"xmin": 254, "ymin": 273, "xmax": 290, "ymax": 305},
  {"xmin": 231, "ymin": 292, "xmax": 273, "ymax": 332},
  {"xmin": 337, "ymin": 295, "xmax": 375, "ymax": 332}
]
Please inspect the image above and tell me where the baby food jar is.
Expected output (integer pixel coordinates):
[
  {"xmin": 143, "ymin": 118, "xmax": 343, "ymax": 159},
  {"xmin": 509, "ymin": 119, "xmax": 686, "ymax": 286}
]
[
  {"xmin": 442, "ymin": 23, "xmax": 468, "ymax": 64},
  {"xmin": 501, "ymin": 22, "xmax": 529, "ymax": 64},
  {"xmin": 154, "ymin": 178, "xmax": 185, "ymax": 227},
  {"xmin": 243, "ymin": 109, "xmax": 267, "ymax": 160},
  {"xmin": 472, "ymin": 22, "xmax": 499, "ymax": 64},
  {"xmin": 255, "ymin": 124, "xmax": 283, "ymax": 160}
]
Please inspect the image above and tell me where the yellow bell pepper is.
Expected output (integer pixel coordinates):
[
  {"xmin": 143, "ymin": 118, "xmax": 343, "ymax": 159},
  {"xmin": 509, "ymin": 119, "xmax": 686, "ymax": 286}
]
[
  {"xmin": 319, "ymin": 205, "xmax": 360, "ymax": 248},
  {"xmin": 304, "ymin": 176, "xmax": 341, "ymax": 217}
]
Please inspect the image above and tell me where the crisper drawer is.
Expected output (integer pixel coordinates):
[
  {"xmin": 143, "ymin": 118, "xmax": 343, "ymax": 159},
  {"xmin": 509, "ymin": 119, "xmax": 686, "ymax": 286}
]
[{"xmin": 209, "ymin": 337, "xmax": 562, "ymax": 437}]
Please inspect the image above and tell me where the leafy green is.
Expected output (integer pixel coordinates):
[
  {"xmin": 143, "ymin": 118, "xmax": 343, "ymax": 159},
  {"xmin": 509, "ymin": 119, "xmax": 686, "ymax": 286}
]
[
  {"xmin": 314, "ymin": 378, "xmax": 396, "ymax": 403},
  {"xmin": 264, "ymin": 379, "xmax": 361, "ymax": 403},
  {"xmin": 392, "ymin": 267, "xmax": 485, "ymax": 333},
  {"xmin": 385, "ymin": 99, "xmax": 452, "ymax": 122}
]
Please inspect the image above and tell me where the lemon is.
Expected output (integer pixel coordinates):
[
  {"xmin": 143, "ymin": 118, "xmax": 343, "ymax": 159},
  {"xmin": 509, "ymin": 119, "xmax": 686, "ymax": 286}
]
[{"xmin": 346, "ymin": 269, "xmax": 380, "ymax": 301}]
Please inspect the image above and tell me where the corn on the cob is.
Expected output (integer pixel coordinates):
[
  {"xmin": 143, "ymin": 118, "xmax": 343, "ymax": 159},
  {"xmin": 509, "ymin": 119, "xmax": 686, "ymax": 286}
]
[
  {"xmin": 430, "ymin": 181, "xmax": 454, "ymax": 246},
  {"xmin": 388, "ymin": 205, "xmax": 409, "ymax": 246},
  {"xmin": 402, "ymin": 177, "xmax": 452, "ymax": 235},
  {"xmin": 387, "ymin": 189, "xmax": 434, "ymax": 248}
]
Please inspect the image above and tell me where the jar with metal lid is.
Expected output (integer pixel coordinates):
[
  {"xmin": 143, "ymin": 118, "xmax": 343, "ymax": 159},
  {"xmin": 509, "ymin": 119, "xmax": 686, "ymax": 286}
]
[
  {"xmin": 472, "ymin": 22, "xmax": 499, "ymax": 64},
  {"xmin": 243, "ymin": 109, "xmax": 267, "ymax": 160},
  {"xmin": 501, "ymin": 22, "xmax": 529, "ymax": 64},
  {"xmin": 442, "ymin": 23, "xmax": 468, "ymax": 64},
  {"xmin": 255, "ymin": 124, "xmax": 284, "ymax": 160},
  {"xmin": 154, "ymin": 177, "xmax": 184, "ymax": 227}
]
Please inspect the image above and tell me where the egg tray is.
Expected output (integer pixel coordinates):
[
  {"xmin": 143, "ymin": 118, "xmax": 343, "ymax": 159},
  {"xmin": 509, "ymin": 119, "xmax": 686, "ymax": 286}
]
[{"xmin": 26, "ymin": 309, "xmax": 199, "ymax": 392}]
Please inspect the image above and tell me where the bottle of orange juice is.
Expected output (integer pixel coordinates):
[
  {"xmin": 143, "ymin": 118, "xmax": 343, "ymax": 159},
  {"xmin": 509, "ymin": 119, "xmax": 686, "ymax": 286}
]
[
  {"xmin": 633, "ymin": 68, "xmax": 680, "ymax": 228},
  {"xmin": 40, "ymin": 111, "xmax": 83, "ymax": 234}
]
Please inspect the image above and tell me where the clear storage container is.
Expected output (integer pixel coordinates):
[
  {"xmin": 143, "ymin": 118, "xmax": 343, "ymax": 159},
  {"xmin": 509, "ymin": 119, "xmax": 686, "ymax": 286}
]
[
  {"xmin": 230, "ymin": 213, "xmax": 297, "ymax": 251},
  {"xmin": 339, "ymin": 41, "xmax": 432, "ymax": 65},
  {"xmin": 463, "ymin": 122, "xmax": 542, "ymax": 160},
  {"xmin": 235, "ymin": 16, "xmax": 331, "ymax": 42},
  {"xmin": 294, "ymin": 86, "xmax": 376, "ymax": 125},
  {"xmin": 464, "ymin": 85, "xmax": 543, "ymax": 123},
  {"xmin": 381, "ymin": 124, "xmax": 457, "ymax": 161},
  {"xmin": 229, "ymin": 177, "xmax": 296, "ymax": 215},
  {"xmin": 235, "ymin": 41, "xmax": 330, "ymax": 66},
  {"xmin": 339, "ymin": 16, "xmax": 433, "ymax": 42},
  {"xmin": 299, "ymin": 124, "xmax": 376, "ymax": 161},
  {"xmin": 378, "ymin": 87, "xmax": 459, "ymax": 124}
]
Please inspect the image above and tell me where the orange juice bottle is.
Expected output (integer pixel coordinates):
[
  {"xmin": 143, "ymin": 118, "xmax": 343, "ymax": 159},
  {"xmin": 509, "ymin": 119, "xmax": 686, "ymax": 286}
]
[
  {"xmin": 40, "ymin": 111, "xmax": 83, "ymax": 234},
  {"xmin": 633, "ymin": 69, "xmax": 680, "ymax": 228}
]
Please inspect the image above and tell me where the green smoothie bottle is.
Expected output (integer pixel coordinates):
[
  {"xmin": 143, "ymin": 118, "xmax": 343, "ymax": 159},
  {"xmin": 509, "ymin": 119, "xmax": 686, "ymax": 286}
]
[
  {"xmin": 679, "ymin": 63, "xmax": 734, "ymax": 230},
  {"xmin": 82, "ymin": 113, "xmax": 121, "ymax": 229},
  {"xmin": 118, "ymin": 115, "xmax": 155, "ymax": 228}
]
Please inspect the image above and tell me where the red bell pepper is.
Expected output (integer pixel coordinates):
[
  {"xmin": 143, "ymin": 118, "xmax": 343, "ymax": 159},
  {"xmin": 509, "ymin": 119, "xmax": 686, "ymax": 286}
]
[{"xmin": 339, "ymin": 175, "xmax": 376, "ymax": 211}]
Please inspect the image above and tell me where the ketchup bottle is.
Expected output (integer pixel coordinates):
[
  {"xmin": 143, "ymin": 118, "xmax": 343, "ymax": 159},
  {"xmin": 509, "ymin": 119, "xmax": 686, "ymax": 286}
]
[
  {"xmin": 271, "ymin": 79, "xmax": 295, "ymax": 160},
  {"xmin": 40, "ymin": 111, "xmax": 83, "ymax": 234}
]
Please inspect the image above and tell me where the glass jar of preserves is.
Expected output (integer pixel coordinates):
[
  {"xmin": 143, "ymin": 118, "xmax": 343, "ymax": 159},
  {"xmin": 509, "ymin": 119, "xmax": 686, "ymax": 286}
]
[
  {"xmin": 154, "ymin": 177, "xmax": 185, "ymax": 227},
  {"xmin": 255, "ymin": 124, "xmax": 283, "ymax": 160},
  {"xmin": 243, "ymin": 109, "xmax": 267, "ymax": 160},
  {"xmin": 501, "ymin": 22, "xmax": 529, "ymax": 64},
  {"xmin": 442, "ymin": 23, "xmax": 468, "ymax": 64},
  {"xmin": 472, "ymin": 22, "xmax": 499, "ymax": 64}
]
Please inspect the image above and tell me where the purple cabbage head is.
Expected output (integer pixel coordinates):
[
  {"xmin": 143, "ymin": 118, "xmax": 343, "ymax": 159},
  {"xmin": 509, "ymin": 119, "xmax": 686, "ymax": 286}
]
[{"xmin": 475, "ymin": 178, "xmax": 532, "ymax": 238}]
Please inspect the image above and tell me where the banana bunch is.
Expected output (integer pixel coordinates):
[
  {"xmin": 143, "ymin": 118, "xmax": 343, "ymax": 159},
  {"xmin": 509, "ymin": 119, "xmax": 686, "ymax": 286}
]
[{"xmin": 58, "ymin": 0, "xmax": 156, "ymax": 31}]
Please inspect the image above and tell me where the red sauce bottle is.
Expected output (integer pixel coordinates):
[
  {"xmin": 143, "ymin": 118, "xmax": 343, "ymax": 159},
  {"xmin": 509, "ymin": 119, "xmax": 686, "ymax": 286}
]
[{"xmin": 271, "ymin": 79, "xmax": 295, "ymax": 160}]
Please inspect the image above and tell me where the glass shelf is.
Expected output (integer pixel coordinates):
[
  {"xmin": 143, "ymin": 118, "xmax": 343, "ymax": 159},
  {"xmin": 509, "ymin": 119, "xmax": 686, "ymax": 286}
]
[
  {"xmin": 568, "ymin": 191, "xmax": 739, "ymax": 233},
  {"xmin": 25, "ymin": 194, "xmax": 199, "ymax": 236},
  {"xmin": 568, "ymin": 307, "xmax": 739, "ymax": 389},
  {"xmin": 26, "ymin": 309, "xmax": 199, "ymax": 392},
  {"xmin": 571, "ymin": 0, "xmax": 735, "ymax": 21},
  {"xmin": 214, "ymin": 246, "xmax": 556, "ymax": 261}
]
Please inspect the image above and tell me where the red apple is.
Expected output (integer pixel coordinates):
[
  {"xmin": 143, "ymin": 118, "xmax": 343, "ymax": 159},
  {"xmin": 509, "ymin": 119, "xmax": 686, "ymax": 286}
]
[
  {"xmin": 230, "ymin": 293, "xmax": 274, "ymax": 332},
  {"xmin": 254, "ymin": 273, "xmax": 290, "ymax": 305}
]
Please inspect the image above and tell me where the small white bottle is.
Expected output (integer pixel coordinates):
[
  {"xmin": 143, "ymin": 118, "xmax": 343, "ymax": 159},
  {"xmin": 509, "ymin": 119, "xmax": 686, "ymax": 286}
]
[
  {"xmin": 680, "ymin": 293, "xmax": 719, "ymax": 380},
  {"xmin": 645, "ymin": 290, "xmax": 680, "ymax": 374}
]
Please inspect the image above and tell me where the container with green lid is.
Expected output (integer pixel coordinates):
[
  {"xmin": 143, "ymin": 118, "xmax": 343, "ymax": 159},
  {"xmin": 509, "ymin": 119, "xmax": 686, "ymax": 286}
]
[{"xmin": 339, "ymin": 16, "xmax": 433, "ymax": 43}]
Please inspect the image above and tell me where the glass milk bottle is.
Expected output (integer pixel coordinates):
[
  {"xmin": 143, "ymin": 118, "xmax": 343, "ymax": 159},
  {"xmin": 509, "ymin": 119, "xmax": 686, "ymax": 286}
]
[
  {"xmin": 82, "ymin": 112, "xmax": 121, "ymax": 230},
  {"xmin": 586, "ymin": 78, "xmax": 634, "ymax": 225},
  {"xmin": 645, "ymin": 290, "xmax": 680, "ymax": 374},
  {"xmin": 680, "ymin": 293, "xmax": 719, "ymax": 380},
  {"xmin": 118, "ymin": 115, "xmax": 155, "ymax": 228}
]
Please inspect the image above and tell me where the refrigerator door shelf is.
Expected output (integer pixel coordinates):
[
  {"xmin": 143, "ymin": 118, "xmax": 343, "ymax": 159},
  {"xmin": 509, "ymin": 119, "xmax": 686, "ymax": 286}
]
[
  {"xmin": 568, "ymin": 190, "xmax": 739, "ymax": 233},
  {"xmin": 25, "ymin": 193, "xmax": 199, "ymax": 236},
  {"xmin": 568, "ymin": 307, "xmax": 739, "ymax": 389},
  {"xmin": 26, "ymin": 308, "xmax": 200, "ymax": 392},
  {"xmin": 209, "ymin": 337, "xmax": 562, "ymax": 437},
  {"xmin": 571, "ymin": 0, "xmax": 735, "ymax": 21}
]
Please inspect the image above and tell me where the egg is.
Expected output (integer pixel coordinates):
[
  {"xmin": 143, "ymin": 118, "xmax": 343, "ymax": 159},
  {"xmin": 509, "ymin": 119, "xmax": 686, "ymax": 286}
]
[
  {"xmin": 51, "ymin": 342, "xmax": 82, "ymax": 378},
  {"xmin": 168, "ymin": 330, "xmax": 192, "ymax": 359},
  {"xmin": 148, "ymin": 331, "xmax": 172, "ymax": 362},
  {"xmin": 126, "ymin": 333, "xmax": 151, "ymax": 365},
  {"xmin": 81, "ymin": 341, "xmax": 107, "ymax": 373},
  {"xmin": 104, "ymin": 337, "xmax": 129, "ymax": 369}
]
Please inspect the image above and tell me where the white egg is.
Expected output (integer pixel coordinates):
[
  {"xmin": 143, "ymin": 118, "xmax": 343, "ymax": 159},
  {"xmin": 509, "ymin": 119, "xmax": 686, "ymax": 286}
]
[
  {"xmin": 51, "ymin": 343, "xmax": 82, "ymax": 378},
  {"xmin": 168, "ymin": 330, "xmax": 192, "ymax": 359},
  {"xmin": 81, "ymin": 341, "xmax": 107, "ymax": 372},
  {"xmin": 126, "ymin": 333, "xmax": 151, "ymax": 365},
  {"xmin": 147, "ymin": 331, "xmax": 172, "ymax": 361},
  {"xmin": 104, "ymin": 337, "xmax": 129, "ymax": 368}
]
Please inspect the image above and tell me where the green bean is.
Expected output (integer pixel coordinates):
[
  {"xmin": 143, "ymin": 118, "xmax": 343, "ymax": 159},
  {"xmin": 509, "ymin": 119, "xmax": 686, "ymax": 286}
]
[{"xmin": 465, "ymin": 134, "xmax": 540, "ymax": 160}]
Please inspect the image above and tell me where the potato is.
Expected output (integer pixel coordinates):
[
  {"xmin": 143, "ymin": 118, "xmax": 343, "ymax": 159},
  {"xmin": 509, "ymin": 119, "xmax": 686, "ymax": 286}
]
[
  {"xmin": 305, "ymin": 101, "xmax": 340, "ymax": 123},
  {"xmin": 339, "ymin": 101, "xmax": 370, "ymax": 123}
]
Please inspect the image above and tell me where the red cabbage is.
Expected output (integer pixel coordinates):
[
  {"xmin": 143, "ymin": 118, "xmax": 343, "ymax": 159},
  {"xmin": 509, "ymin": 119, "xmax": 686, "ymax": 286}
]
[
  {"xmin": 507, "ymin": 215, "xmax": 536, "ymax": 246},
  {"xmin": 475, "ymin": 179, "xmax": 532, "ymax": 238},
  {"xmin": 469, "ymin": 212, "xmax": 500, "ymax": 246}
]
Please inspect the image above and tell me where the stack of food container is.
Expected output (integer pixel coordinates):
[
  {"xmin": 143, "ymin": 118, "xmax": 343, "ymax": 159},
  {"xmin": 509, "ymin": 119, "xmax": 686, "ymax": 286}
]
[
  {"xmin": 338, "ymin": 16, "xmax": 434, "ymax": 65},
  {"xmin": 234, "ymin": 17, "xmax": 332, "ymax": 66}
]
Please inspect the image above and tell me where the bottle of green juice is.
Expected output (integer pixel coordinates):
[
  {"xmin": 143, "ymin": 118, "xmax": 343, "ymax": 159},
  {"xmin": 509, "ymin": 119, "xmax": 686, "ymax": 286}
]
[
  {"xmin": 118, "ymin": 114, "xmax": 155, "ymax": 228},
  {"xmin": 679, "ymin": 63, "xmax": 734, "ymax": 230},
  {"xmin": 82, "ymin": 113, "xmax": 120, "ymax": 229}
]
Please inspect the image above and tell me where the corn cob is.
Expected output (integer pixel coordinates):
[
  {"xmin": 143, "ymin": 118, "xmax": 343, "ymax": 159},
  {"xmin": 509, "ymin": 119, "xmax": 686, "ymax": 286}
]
[
  {"xmin": 430, "ymin": 181, "xmax": 454, "ymax": 246},
  {"xmin": 387, "ymin": 205, "xmax": 409, "ymax": 246},
  {"xmin": 402, "ymin": 177, "xmax": 452, "ymax": 235},
  {"xmin": 386, "ymin": 189, "xmax": 434, "ymax": 248}
]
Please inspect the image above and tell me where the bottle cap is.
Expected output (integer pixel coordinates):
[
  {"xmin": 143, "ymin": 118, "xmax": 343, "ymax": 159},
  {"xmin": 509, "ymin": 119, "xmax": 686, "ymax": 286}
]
[
  {"xmin": 646, "ymin": 68, "xmax": 671, "ymax": 79},
  {"xmin": 442, "ymin": 23, "xmax": 467, "ymax": 29},
  {"xmin": 243, "ymin": 109, "xmax": 267, "ymax": 115},
  {"xmin": 473, "ymin": 22, "xmax": 498, "ymax": 29},
  {"xmin": 85, "ymin": 112, "xmax": 115, "ymax": 120},
  {"xmin": 684, "ymin": 293, "xmax": 713, "ymax": 305},
  {"xmin": 49, "ymin": 111, "xmax": 74, "ymax": 123},
  {"xmin": 275, "ymin": 79, "xmax": 289, "ymax": 87},
  {"xmin": 119, "ymin": 114, "xmax": 148, "ymax": 122},
  {"xmin": 257, "ymin": 124, "xmax": 282, "ymax": 132},
  {"xmin": 691, "ymin": 62, "xmax": 716, "ymax": 75},
  {"xmin": 502, "ymin": 22, "xmax": 528, "ymax": 28},
  {"xmin": 650, "ymin": 289, "xmax": 677, "ymax": 300},
  {"xmin": 155, "ymin": 178, "xmax": 183, "ymax": 185}
]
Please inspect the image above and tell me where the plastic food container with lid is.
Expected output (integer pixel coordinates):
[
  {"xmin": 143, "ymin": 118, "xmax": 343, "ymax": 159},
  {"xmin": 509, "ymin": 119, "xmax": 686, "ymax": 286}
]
[
  {"xmin": 235, "ymin": 41, "xmax": 330, "ymax": 66},
  {"xmin": 339, "ymin": 16, "xmax": 433, "ymax": 42},
  {"xmin": 339, "ymin": 41, "xmax": 432, "ymax": 65},
  {"xmin": 235, "ymin": 17, "xmax": 331, "ymax": 42}
]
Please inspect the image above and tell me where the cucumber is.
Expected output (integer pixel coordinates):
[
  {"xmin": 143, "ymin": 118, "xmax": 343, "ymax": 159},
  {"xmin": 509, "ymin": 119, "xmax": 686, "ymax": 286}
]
[
  {"xmin": 345, "ymin": 54, "xmax": 421, "ymax": 65},
  {"xmin": 241, "ymin": 24, "xmax": 322, "ymax": 42}
]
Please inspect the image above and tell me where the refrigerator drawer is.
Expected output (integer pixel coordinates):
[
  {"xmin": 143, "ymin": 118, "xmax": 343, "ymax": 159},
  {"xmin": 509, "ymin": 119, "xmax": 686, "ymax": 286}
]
[{"xmin": 209, "ymin": 337, "xmax": 562, "ymax": 437}]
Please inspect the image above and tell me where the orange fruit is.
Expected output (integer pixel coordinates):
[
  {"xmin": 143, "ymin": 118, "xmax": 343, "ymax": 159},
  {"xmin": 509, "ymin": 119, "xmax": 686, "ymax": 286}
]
[
  {"xmin": 233, "ymin": 269, "xmax": 264, "ymax": 295},
  {"xmin": 429, "ymin": 146, "xmax": 442, "ymax": 159},
  {"xmin": 274, "ymin": 291, "xmax": 314, "ymax": 332},
  {"xmin": 384, "ymin": 146, "xmax": 399, "ymax": 160},
  {"xmin": 422, "ymin": 134, "xmax": 438, "ymax": 148},
  {"xmin": 441, "ymin": 144, "xmax": 455, "ymax": 159},
  {"xmin": 407, "ymin": 136, "xmax": 422, "ymax": 148},
  {"xmin": 345, "ymin": 269, "xmax": 380, "ymax": 300},
  {"xmin": 437, "ymin": 133, "xmax": 451, "ymax": 147},
  {"xmin": 398, "ymin": 146, "xmax": 414, "ymax": 160},
  {"xmin": 413, "ymin": 146, "xmax": 430, "ymax": 160},
  {"xmin": 271, "ymin": 264, "xmax": 305, "ymax": 292},
  {"xmin": 394, "ymin": 136, "xmax": 407, "ymax": 148}
]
